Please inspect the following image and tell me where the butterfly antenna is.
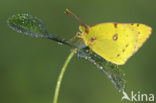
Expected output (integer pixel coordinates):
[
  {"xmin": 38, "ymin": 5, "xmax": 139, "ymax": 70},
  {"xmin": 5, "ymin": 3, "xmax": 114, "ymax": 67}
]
[{"xmin": 64, "ymin": 9, "xmax": 85, "ymax": 26}]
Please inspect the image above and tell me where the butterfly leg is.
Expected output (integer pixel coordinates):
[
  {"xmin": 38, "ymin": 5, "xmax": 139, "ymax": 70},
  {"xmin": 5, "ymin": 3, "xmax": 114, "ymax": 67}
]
[
  {"xmin": 73, "ymin": 38, "xmax": 83, "ymax": 51},
  {"xmin": 88, "ymin": 42, "xmax": 93, "ymax": 55},
  {"xmin": 74, "ymin": 32, "xmax": 82, "ymax": 39},
  {"xmin": 69, "ymin": 32, "xmax": 82, "ymax": 43}
]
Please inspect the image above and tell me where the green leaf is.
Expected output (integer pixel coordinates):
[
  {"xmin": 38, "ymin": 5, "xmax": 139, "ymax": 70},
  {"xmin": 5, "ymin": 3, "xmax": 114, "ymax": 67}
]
[
  {"xmin": 7, "ymin": 13, "xmax": 49, "ymax": 37},
  {"xmin": 77, "ymin": 47, "xmax": 126, "ymax": 92},
  {"xmin": 7, "ymin": 14, "xmax": 73, "ymax": 47}
]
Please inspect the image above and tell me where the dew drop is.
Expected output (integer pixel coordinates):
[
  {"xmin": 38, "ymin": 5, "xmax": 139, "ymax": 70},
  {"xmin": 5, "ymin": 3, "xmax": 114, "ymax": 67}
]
[
  {"xmin": 85, "ymin": 56, "xmax": 88, "ymax": 60},
  {"xmin": 93, "ymin": 62, "xmax": 96, "ymax": 65},
  {"xmin": 58, "ymin": 42, "xmax": 63, "ymax": 46},
  {"xmin": 86, "ymin": 50, "xmax": 89, "ymax": 53},
  {"xmin": 99, "ymin": 66, "xmax": 103, "ymax": 70}
]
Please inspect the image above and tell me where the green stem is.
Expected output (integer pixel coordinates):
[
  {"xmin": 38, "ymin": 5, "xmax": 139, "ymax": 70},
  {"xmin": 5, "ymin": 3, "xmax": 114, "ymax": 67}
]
[{"xmin": 53, "ymin": 49, "xmax": 76, "ymax": 103}]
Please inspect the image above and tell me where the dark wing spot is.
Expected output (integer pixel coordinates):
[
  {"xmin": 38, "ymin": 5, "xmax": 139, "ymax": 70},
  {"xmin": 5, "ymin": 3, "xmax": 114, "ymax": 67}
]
[
  {"xmin": 137, "ymin": 24, "xmax": 140, "ymax": 27},
  {"xmin": 117, "ymin": 54, "xmax": 120, "ymax": 57},
  {"xmin": 113, "ymin": 33, "xmax": 118, "ymax": 40},
  {"xmin": 131, "ymin": 23, "xmax": 134, "ymax": 25},
  {"xmin": 90, "ymin": 37, "xmax": 97, "ymax": 42},
  {"xmin": 138, "ymin": 32, "xmax": 140, "ymax": 34},
  {"xmin": 122, "ymin": 49, "xmax": 125, "ymax": 52},
  {"xmin": 125, "ymin": 44, "xmax": 129, "ymax": 48},
  {"xmin": 114, "ymin": 23, "xmax": 118, "ymax": 28}
]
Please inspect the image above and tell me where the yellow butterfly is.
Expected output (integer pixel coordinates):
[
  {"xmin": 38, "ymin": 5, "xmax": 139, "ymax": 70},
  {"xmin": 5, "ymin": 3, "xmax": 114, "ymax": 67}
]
[{"xmin": 65, "ymin": 9, "xmax": 152, "ymax": 65}]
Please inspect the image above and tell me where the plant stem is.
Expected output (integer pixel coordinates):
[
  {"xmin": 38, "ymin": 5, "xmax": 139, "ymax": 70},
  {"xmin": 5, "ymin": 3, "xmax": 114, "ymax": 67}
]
[
  {"xmin": 53, "ymin": 49, "xmax": 76, "ymax": 103},
  {"xmin": 48, "ymin": 35, "xmax": 74, "ymax": 47}
]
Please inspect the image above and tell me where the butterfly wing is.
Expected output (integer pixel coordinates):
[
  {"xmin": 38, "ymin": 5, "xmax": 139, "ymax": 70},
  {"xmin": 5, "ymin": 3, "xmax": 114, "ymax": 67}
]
[
  {"xmin": 82, "ymin": 23, "xmax": 151, "ymax": 65},
  {"xmin": 126, "ymin": 23, "xmax": 152, "ymax": 52}
]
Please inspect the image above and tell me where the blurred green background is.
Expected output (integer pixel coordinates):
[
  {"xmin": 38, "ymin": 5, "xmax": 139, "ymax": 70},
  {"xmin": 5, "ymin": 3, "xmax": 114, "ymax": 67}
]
[{"xmin": 0, "ymin": 0, "xmax": 156, "ymax": 103}]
